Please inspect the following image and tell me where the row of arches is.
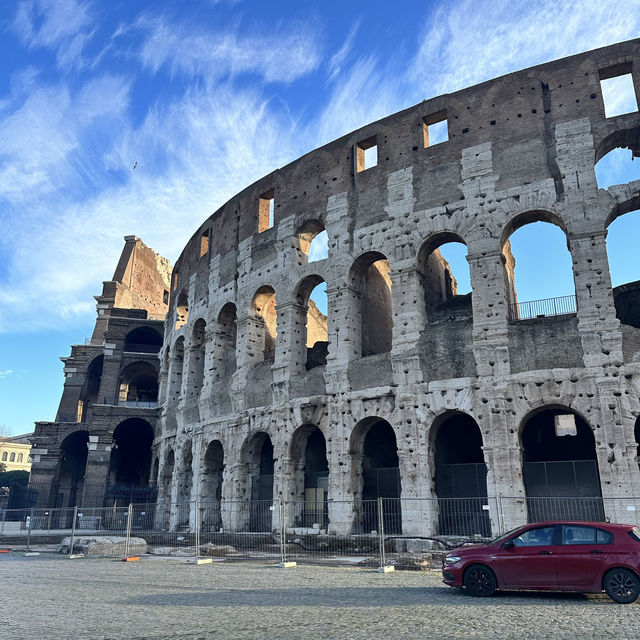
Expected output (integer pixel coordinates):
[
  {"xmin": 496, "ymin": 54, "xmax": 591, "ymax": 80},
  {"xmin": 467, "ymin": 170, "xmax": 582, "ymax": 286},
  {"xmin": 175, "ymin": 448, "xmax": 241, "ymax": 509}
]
[
  {"xmin": 157, "ymin": 405, "xmax": 639, "ymax": 534},
  {"xmin": 165, "ymin": 205, "xmax": 640, "ymax": 405},
  {"xmin": 1, "ymin": 451, "xmax": 25, "ymax": 462}
]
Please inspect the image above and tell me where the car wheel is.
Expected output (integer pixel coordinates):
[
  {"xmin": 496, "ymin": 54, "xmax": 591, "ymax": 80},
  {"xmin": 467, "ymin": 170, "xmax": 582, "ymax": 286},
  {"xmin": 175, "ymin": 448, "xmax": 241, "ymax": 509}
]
[
  {"xmin": 604, "ymin": 568, "xmax": 640, "ymax": 604},
  {"xmin": 463, "ymin": 564, "xmax": 497, "ymax": 597}
]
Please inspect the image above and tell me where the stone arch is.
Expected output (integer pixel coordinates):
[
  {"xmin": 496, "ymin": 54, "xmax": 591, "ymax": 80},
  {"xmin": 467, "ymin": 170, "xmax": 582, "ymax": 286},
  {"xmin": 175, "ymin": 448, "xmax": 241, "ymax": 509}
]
[
  {"xmin": 78, "ymin": 355, "xmax": 103, "ymax": 422},
  {"xmin": 108, "ymin": 418, "xmax": 155, "ymax": 505},
  {"xmin": 117, "ymin": 361, "xmax": 158, "ymax": 405},
  {"xmin": 175, "ymin": 289, "xmax": 189, "ymax": 329},
  {"xmin": 251, "ymin": 285, "xmax": 277, "ymax": 363},
  {"xmin": 294, "ymin": 274, "xmax": 328, "ymax": 371},
  {"xmin": 593, "ymin": 122, "xmax": 640, "ymax": 165},
  {"xmin": 123, "ymin": 326, "xmax": 162, "ymax": 354},
  {"xmin": 296, "ymin": 218, "xmax": 328, "ymax": 263},
  {"xmin": 200, "ymin": 439, "xmax": 224, "ymax": 528},
  {"xmin": 416, "ymin": 232, "xmax": 471, "ymax": 322},
  {"xmin": 240, "ymin": 431, "xmax": 274, "ymax": 531},
  {"xmin": 215, "ymin": 302, "xmax": 237, "ymax": 378},
  {"xmin": 519, "ymin": 405, "xmax": 603, "ymax": 521},
  {"xmin": 55, "ymin": 430, "xmax": 89, "ymax": 508},
  {"xmin": 289, "ymin": 424, "xmax": 329, "ymax": 528},
  {"xmin": 500, "ymin": 210, "xmax": 575, "ymax": 318},
  {"xmin": 169, "ymin": 336, "xmax": 185, "ymax": 403},
  {"xmin": 349, "ymin": 417, "xmax": 401, "ymax": 534},
  {"xmin": 349, "ymin": 251, "xmax": 392, "ymax": 357},
  {"xmin": 188, "ymin": 318, "xmax": 207, "ymax": 400},
  {"xmin": 429, "ymin": 410, "xmax": 490, "ymax": 536}
]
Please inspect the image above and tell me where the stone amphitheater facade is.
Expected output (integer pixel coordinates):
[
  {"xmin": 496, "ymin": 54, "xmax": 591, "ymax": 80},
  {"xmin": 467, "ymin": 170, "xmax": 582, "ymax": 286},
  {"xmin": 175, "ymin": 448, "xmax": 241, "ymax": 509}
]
[{"xmin": 155, "ymin": 39, "xmax": 640, "ymax": 536}]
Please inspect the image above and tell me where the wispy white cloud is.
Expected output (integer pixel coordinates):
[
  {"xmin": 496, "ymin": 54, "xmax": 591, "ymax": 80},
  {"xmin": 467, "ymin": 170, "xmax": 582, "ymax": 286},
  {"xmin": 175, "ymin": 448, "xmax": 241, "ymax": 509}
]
[
  {"xmin": 11, "ymin": 0, "xmax": 95, "ymax": 70},
  {"xmin": 327, "ymin": 21, "xmax": 359, "ymax": 83},
  {"xmin": 408, "ymin": 0, "xmax": 640, "ymax": 99},
  {"xmin": 0, "ymin": 370, "xmax": 13, "ymax": 379},
  {"xmin": 134, "ymin": 14, "xmax": 322, "ymax": 84}
]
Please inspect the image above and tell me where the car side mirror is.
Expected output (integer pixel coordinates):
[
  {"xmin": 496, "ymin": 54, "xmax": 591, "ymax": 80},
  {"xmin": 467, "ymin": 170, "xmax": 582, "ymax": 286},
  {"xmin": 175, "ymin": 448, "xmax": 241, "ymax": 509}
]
[{"xmin": 502, "ymin": 540, "xmax": 515, "ymax": 549}]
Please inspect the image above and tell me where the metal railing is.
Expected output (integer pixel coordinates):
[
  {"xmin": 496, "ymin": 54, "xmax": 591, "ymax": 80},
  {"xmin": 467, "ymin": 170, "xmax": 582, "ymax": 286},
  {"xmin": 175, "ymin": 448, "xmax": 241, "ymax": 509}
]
[
  {"xmin": 3, "ymin": 496, "xmax": 640, "ymax": 566},
  {"xmin": 509, "ymin": 294, "xmax": 577, "ymax": 321}
]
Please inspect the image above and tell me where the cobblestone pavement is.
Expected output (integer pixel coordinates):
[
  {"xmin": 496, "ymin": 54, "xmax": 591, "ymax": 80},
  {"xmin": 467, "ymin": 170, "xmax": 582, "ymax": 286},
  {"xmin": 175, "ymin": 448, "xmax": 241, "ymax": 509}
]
[{"xmin": 1, "ymin": 551, "xmax": 639, "ymax": 640}]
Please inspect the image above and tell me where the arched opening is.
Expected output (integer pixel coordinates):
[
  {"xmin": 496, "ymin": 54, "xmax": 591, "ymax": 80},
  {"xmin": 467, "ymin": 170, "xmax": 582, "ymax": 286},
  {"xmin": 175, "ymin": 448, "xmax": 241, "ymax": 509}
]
[
  {"xmin": 175, "ymin": 290, "xmax": 189, "ymax": 330},
  {"xmin": 188, "ymin": 318, "xmax": 206, "ymax": 399},
  {"xmin": 290, "ymin": 425, "xmax": 329, "ymax": 528},
  {"xmin": 252, "ymin": 286, "xmax": 277, "ymax": 363},
  {"xmin": 296, "ymin": 219, "xmax": 328, "ymax": 263},
  {"xmin": 418, "ymin": 234, "xmax": 472, "ymax": 322},
  {"xmin": 295, "ymin": 275, "xmax": 328, "ymax": 370},
  {"xmin": 55, "ymin": 431, "xmax": 89, "ymax": 508},
  {"xmin": 521, "ymin": 407, "xmax": 603, "ymax": 521},
  {"xmin": 107, "ymin": 418, "xmax": 154, "ymax": 505},
  {"xmin": 123, "ymin": 326, "xmax": 162, "ymax": 354},
  {"xmin": 161, "ymin": 448, "xmax": 174, "ymax": 502},
  {"xmin": 118, "ymin": 361, "xmax": 158, "ymax": 406},
  {"xmin": 606, "ymin": 207, "xmax": 640, "ymax": 328},
  {"xmin": 596, "ymin": 148, "xmax": 640, "ymax": 190},
  {"xmin": 351, "ymin": 418, "xmax": 401, "ymax": 534},
  {"xmin": 175, "ymin": 445, "xmax": 193, "ymax": 527},
  {"xmin": 10, "ymin": 452, "xmax": 15, "ymax": 462},
  {"xmin": 78, "ymin": 355, "xmax": 103, "ymax": 422},
  {"xmin": 216, "ymin": 303, "xmax": 237, "ymax": 379},
  {"xmin": 242, "ymin": 432, "xmax": 274, "ymax": 531},
  {"xmin": 350, "ymin": 252, "xmax": 392, "ymax": 356},
  {"xmin": 200, "ymin": 440, "xmax": 224, "ymax": 529},
  {"xmin": 432, "ymin": 412, "xmax": 490, "ymax": 536},
  {"xmin": 169, "ymin": 337, "xmax": 184, "ymax": 403},
  {"xmin": 502, "ymin": 215, "xmax": 576, "ymax": 320}
]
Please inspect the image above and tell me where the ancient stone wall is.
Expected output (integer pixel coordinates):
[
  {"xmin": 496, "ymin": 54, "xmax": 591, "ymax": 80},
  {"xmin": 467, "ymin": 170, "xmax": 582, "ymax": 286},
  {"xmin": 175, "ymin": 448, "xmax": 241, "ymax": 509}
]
[{"xmin": 158, "ymin": 40, "xmax": 640, "ymax": 535}]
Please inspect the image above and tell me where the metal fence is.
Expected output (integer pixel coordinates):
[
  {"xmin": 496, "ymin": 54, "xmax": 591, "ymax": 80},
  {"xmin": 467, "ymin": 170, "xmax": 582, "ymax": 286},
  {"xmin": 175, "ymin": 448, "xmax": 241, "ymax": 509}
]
[
  {"xmin": 509, "ymin": 294, "xmax": 577, "ymax": 320},
  {"xmin": 3, "ymin": 495, "xmax": 640, "ymax": 567}
]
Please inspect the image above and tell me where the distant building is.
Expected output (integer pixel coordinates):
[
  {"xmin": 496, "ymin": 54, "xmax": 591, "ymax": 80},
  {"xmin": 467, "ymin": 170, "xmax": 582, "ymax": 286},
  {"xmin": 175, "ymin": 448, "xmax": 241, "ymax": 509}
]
[{"xmin": 0, "ymin": 433, "xmax": 32, "ymax": 473}]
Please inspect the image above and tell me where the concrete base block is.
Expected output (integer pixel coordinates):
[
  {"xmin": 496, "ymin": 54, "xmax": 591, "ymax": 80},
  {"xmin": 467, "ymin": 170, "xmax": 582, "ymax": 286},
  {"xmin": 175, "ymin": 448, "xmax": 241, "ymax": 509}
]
[
  {"xmin": 68, "ymin": 553, "xmax": 85, "ymax": 559},
  {"xmin": 377, "ymin": 565, "xmax": 395, "ymax": 573},
  {"xmin": 279, "ymin": 561, "xmax": 297, "ymax": 568},
  {"xmin": 24, "ymin": 552, "xmax": 41, "ymax": 557},
  {"xmin": 190, "ymin": 557, "xmax": 213, "ymax": 565}
]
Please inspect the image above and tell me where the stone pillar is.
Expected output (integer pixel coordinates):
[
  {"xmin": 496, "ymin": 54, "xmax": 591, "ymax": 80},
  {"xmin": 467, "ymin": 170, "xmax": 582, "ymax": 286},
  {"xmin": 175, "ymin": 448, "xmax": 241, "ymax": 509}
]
[
  {"xmin": 82, "ymin": 435, "xmax": 111, "ymax": 507},
  {"xmin": 570, "ymin": 230, "xmax": 623, "ymax": 367},
  {"xmin": 467, "ymin": 247, "xmax": 511, "ymax": 378}
]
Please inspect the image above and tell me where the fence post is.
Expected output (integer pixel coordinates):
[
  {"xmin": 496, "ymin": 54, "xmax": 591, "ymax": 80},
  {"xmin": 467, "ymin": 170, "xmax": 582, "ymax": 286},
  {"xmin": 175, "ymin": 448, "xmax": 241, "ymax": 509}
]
[
  {"xmin": 123, "ymin": 503, "xmax": 133, "ymax": 561},
  {"xmin": 279, "ymin": 501, "xmax": 295, "ymax": 568},
  {"xmin": 195, "ymin": 499, "xmax": 200, "ymax": 563},
  {"xmin": 24, "ymin": 506, "xmax": 38, "ymax": 556},
  {"xmin": 377, "ymin": 497, "xmax": 393, "ymax": 573},
  {"xmin": 69, "ymin": 505, "xmax": 78, "ymax": 557}
]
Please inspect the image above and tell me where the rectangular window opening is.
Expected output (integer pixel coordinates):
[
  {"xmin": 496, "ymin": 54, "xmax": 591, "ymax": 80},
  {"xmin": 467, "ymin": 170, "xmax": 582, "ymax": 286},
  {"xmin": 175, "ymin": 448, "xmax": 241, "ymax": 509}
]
[
  {"xmin": 599, "ymin": 65, "xmax": 638, "ymax": 118},
  {"xmin": 258, "ymin": 189, "xmax": 275, "ymax": 233},
  {"xmin": 200, "ymin": 230, "xmax": 210, "ymax": 257},
  {"xmin": 163, "ymin": 290, "xmax": 169, "ymax": 305},
  {"xmin": 356, "ymin": 136, "xmax": 377, "ymax": 172},
  {"xmin": 423, "ymin": 111, "xmax": 449, "ymax": 147}
]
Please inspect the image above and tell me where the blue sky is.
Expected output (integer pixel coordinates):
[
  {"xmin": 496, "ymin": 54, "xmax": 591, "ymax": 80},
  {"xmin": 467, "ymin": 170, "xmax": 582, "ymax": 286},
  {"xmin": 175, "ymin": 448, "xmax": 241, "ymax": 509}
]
[{"xmin": 1, "ymin": 0, "xmax": 640, "ymax": 435}]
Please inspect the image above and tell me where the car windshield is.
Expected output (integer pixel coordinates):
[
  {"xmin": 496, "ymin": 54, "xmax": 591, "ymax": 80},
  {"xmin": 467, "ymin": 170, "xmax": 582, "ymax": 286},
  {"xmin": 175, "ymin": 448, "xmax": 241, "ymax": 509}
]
[{"xmin": 489, "ymin": 527, "xmax": 522, "ymax": 544}]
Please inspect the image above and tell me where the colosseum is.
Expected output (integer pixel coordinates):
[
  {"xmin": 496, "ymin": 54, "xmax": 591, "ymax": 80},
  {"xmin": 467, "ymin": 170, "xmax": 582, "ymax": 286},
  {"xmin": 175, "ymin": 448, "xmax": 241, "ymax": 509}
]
[{"xmin": 31, "ymin": 39, "xmax": 640, "ymax": 539}]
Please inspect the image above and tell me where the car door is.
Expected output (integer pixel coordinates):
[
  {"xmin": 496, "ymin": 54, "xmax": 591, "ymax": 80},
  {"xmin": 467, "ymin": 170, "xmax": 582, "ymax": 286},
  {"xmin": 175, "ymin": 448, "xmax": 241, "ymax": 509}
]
[
  {"xmin": 496, "ymin": 525, "xmax": 559, "ymax": 588},
  {"xmin": 554, "ymin": 524, "xmax": 612, "ymax": 590}
]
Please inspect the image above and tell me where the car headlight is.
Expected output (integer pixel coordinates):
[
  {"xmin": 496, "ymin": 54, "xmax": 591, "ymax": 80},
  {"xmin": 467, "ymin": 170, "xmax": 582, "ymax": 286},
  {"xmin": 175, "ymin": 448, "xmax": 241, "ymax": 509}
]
[{"xmin": 444, "ymin": 556, "xmax": 462, "ymax": 565}]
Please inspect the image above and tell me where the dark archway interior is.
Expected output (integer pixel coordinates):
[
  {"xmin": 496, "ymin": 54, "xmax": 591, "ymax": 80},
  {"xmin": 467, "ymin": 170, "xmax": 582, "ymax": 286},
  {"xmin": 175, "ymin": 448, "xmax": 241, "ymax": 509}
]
[
  {"xmin": 362, "ymin": 420, "xmax": 400, "ymax": 499},
  {"xmin": 58, "ymin": 431, "xmax": 89, "ymax": 486},
  {"xmin": 124, "ymin": 326, "xmax": 162, "ymax": 353},
  {"xmin": 305, "ymin": 428, "xmax": 329, "ymax": 483},
  {"xmin": 434, "ymin": 413, "xmax": 487, "ymax": 497},
  {"xmin": 109, "ymin": 418, "xmax": 154, "ymax": 487},
  {"xmin": 522, "ymin": 411, "xmax": 596, "ymax": 462},
  {"xmin": 118, "ymin": 362, "xmax": 159, "ymax": 403},
  {"xmin": 433, "ymin": 413, "xmax": 490, "ymax": 536},
  {"xmin": 80, "ymin": 356, "xmax": 103, "ymax": 421},
  {"xmin": 203, "ymin": 440, "xmax": 224, "ymax": 502},
  {"xmin": 521, "ymin": 410, "xmax": 602, "ymax": 520}
]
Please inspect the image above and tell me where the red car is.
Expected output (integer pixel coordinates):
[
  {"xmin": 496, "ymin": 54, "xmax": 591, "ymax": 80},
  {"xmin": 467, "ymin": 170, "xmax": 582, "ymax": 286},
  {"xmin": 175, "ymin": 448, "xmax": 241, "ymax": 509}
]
[{"xmin": 442, "ymin": 521, "xmax": 640, "ymax": 603}]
